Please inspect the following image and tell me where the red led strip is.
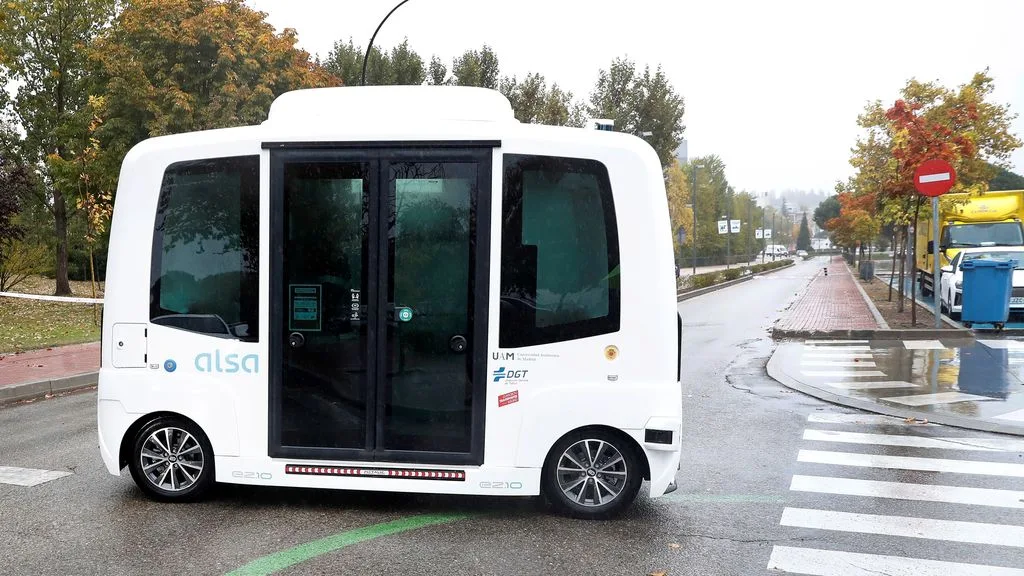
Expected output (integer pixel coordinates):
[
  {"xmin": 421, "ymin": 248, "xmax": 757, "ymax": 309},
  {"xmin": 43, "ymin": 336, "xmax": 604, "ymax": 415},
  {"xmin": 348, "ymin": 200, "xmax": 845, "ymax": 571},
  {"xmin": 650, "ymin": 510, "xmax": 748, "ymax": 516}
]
[{"xmin": 285, "ymin": 465, "xmax": 466, "ymax": 481}]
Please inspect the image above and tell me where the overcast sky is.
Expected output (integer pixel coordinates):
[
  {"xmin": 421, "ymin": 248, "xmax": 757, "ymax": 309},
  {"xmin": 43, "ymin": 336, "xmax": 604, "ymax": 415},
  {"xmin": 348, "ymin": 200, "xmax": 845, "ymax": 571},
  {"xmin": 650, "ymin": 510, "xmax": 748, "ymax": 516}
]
[{"xmin": 247, "ymin": 0, "xmax": 1024, "ymax": 195}]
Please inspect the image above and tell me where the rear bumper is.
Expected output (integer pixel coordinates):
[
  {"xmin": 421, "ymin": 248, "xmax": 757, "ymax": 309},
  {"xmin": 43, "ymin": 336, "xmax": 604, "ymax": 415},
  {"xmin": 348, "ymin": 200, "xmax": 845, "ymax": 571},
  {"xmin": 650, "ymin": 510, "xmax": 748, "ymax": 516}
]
[{"xmin": 640, "ymin": 416, "xmax": 682, "ymax": 498}]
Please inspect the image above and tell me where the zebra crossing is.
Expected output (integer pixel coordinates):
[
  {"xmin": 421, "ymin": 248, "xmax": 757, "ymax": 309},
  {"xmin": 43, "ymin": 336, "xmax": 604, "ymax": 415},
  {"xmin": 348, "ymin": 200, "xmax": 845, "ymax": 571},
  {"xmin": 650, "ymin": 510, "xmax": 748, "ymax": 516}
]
[
  {"xmin": 766, "ymin": 412, "xmax": 1024, "ymax": 575},
  {"xmin": 793, "ymin": 339, "xmax": 1024, "ymax": 423}
]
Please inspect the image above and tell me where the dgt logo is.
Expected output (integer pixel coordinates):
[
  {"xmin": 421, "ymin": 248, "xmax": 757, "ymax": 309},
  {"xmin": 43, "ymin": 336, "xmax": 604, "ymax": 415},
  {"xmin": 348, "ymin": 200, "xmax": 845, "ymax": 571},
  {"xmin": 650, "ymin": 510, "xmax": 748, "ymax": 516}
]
[
  {"xmin": 492, "ymin": 367, "xmax": 528, "ymax": 383},
  {"xmin": 195, "ymin": 350, "xmax": 259, "ymax": 374}
]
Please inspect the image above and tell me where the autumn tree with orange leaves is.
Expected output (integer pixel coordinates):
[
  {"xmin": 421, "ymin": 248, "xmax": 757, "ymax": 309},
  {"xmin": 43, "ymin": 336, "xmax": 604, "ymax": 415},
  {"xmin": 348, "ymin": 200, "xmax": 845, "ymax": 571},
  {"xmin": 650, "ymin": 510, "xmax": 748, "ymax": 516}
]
[{"xmin": 840, "ymin": 72, "xmax": 1021, "ymax": 318}]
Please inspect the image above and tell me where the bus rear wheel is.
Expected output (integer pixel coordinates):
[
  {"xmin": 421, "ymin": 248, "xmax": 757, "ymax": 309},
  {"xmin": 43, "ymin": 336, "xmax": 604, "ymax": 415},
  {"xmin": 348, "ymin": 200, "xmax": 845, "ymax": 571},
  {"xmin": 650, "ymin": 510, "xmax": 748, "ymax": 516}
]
[
  {"xmin": 128, "ymin": 417, "xmax": 214, "ymax": 502},
  {"xmin": 542, "ymin": 429, "xmax": 642, "ymax": 519}
]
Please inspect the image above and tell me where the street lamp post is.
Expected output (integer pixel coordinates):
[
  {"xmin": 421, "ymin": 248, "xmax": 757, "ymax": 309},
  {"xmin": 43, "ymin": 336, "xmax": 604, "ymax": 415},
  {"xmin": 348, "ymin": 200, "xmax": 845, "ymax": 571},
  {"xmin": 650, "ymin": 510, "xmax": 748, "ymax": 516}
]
[
  {"xmin": 723, "ymin": 213, "xmax": 732, "ymax": 269},
  {"xmin": 361, "ymin": 0, "xmax": 413, "ymax": 86},
  {"xmin": 691, "ymin": 165, "xmax": 698, "ymax": 275}
]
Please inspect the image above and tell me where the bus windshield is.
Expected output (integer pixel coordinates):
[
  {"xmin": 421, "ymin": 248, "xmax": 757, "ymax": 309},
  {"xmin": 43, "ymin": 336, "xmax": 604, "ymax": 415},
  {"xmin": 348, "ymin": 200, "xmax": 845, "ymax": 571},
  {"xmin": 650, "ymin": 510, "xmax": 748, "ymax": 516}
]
[{"xmin": 947, "ymin": 222, "xmax": 1024, "ymax": 247}]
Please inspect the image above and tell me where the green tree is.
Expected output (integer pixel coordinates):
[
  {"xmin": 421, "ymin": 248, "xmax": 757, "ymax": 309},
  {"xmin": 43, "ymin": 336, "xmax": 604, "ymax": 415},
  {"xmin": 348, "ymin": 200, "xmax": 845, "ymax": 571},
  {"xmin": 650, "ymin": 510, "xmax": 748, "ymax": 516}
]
[
  {"xmin": 587, "ymin": 57, "xmax": 685, "ymax": 166},
  {"xmin": 990, "ymin": 165, "xmax": 1024, "ymax": 191},
  {"xmin": 450, "ymin": 45, "xmax": 500, "ymax": 89},
  {"xmin": 325, "ymin": 37, "xmax": 425, "ymax": 86},
  {"xmin": 813, "ymin": 195, "xmax": 841, "ymax": 230},
  {"xmin": 797, "ymin": 213, "xmax": 811, "ymax": 251},
  {"xmin": 87, "ymin": 0, "xmax": 334, "ymax": 198},
  {"xmin": 0, "ymin": 0, "xmax": 118, "ymax": 295},
  {"xmin": 499, "ymin": 72, "xmax": 585, "ymax": 126},
  {"xmin": 427, "ymin": 55, "xmax": 448, "ymax": 85}
]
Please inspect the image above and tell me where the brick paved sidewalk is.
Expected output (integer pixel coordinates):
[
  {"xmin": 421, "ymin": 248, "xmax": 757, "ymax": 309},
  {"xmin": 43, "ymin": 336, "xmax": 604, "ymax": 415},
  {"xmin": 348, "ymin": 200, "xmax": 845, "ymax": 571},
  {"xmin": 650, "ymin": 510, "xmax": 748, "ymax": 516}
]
[
  {"xmin": 775, "ymin": 259, "xmax": 880, "ymax": 332},
  {"xmin": 0, "ymin": 342, "xmax": 99, "ymax": 388}
]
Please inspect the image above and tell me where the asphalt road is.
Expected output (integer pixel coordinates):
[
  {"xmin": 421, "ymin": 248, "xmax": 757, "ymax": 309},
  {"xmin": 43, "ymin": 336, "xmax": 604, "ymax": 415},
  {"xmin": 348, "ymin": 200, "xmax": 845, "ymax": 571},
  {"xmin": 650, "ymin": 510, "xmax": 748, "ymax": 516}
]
[{"xmin": 3, "ymin": 257, "xmax": 1022, "ymax": 575}]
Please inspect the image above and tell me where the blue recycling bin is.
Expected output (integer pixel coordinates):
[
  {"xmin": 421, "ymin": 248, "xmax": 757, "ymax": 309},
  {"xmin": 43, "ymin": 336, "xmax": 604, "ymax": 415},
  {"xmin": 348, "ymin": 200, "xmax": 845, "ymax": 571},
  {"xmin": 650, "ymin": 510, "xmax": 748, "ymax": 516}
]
[{"xmin": 960, "ymin": 258, "xmax": 1014, "ymax": 329}]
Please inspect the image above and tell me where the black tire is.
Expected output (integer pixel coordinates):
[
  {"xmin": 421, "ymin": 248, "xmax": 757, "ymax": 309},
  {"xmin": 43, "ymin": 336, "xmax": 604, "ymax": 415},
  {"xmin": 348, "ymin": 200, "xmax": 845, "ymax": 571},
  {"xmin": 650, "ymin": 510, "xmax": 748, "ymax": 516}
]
[
  {"xmin": 542, "ymin": 429, "xmax": 643, "ymax": 520},
  {"xmin": 128, "ymin": 416, "xmax": 215, "ymax": 502},
  {"xmin": 951, "ymin": 311, "xmax": 961, "ymax": 321}
]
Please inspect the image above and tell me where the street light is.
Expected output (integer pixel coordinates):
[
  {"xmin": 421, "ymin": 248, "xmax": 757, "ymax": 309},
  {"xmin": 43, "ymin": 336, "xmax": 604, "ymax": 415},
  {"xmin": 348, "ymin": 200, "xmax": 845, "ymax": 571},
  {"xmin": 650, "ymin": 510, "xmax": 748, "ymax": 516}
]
[{"xmin": 361, "ymin": 0, "xmax": 413, "ymax": 86}]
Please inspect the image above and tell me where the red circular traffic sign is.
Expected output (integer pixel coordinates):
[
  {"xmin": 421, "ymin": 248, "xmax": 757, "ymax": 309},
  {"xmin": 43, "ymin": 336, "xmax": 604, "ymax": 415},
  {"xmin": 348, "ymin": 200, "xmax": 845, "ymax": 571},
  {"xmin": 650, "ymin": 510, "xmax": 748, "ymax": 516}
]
[{"xmin": 914, "ymin": 159, "xmax": 956, "ymax": 197}]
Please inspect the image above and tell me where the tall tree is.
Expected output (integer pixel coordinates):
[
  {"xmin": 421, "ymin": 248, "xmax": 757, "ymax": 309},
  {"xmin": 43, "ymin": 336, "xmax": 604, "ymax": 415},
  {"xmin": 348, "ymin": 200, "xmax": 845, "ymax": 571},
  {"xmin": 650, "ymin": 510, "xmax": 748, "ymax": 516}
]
[
  {"xmin": 664, "ymin": 160, "xmax": 694, "ymax": 265},
  {"xmin": 427, "ymin": 55, "xmax": 448, "ymax": 85},
  {"xmin": 450, "ymin": 45, "xmax": 500, "ymax": 89},
  {"xmin": 588, "ymin": 57, "xmax": 685, "ymax": 166},
  {"xmin": 88, "ymin": 0, "xmax": 335, "ymax": 194},
  {"xmin": 796, "ymin": 213, "xmax": 811, "ymax": 251},
  {"xmin": 500, "ymin": 72, "xmax": 584, "ymax": 126},
  {"xmin": 325, "ymin": 37, "xmax": 424, "ymax": 86},
  {"xmin": 0, "ymin": 0, "xmax": 118, "ymax": 295},
  {"xmin": 813, "ymin": 195, "xmax": 840, "ymax": 230},
  {"xmin": 990, "ymin": 165, "xmax": 1024, "ymax": 191}
]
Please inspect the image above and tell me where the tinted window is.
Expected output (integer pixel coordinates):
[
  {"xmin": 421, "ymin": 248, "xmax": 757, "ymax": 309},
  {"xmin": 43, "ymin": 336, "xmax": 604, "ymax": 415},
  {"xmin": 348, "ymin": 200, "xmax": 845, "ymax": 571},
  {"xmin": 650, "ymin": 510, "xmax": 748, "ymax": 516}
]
[
  {"xmin": 150, "ymin": 156, "xmax": 260, "ymax": 341},
  {"xmin": 947, "ymin": 222, "xmax": 1024, "ymax": 247},
  {"xmin": 500, "ymin": 154, "xmax": 620, "ymax": 347}
]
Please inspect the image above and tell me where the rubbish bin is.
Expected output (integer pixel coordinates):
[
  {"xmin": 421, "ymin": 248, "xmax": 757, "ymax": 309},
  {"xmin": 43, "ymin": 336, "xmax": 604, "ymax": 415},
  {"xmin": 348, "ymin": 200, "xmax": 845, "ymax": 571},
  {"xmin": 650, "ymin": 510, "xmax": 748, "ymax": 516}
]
[
  {"xmin": 960, "ymin": 258, "xmax": 1014, "ymax": 330},
  {"xmin": 859, "ymin": 261, "xmax": 874, "ymax": 280}
]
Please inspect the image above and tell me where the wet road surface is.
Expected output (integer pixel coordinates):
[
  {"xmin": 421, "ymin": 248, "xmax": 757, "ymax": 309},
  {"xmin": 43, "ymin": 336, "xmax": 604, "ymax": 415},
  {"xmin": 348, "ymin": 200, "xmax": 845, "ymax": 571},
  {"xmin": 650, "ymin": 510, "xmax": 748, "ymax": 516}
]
[{"xmin": 3, "ymin": 258, "xmax": 1023, "ymax": 575}]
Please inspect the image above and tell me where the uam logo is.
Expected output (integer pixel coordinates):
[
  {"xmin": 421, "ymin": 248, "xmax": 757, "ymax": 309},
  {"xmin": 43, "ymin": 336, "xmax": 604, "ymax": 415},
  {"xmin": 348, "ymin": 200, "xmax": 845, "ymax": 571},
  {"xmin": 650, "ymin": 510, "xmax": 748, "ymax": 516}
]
[
  {"xmin": 492, "ymin": 367, "xmax": 528, "ymax": 383},
  {"xmin": 195, "ymin": 350, "xmax": 259, "ymax": 374}
]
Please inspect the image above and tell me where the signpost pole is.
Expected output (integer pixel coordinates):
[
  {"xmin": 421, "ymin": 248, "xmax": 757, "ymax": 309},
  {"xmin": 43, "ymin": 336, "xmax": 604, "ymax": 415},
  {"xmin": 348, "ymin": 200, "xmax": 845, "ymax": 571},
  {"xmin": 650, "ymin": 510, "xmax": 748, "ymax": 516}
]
[
  {"xmin": 933, "ymin": 196, "xmax": 941, "ymax": 328},
  {"xmin": 725, "ymin": 213, "xmax": 731, "ymax": 269},
  {"xmin": 691, "ymin": 167, "xmax": 698, "ymax": 275}
]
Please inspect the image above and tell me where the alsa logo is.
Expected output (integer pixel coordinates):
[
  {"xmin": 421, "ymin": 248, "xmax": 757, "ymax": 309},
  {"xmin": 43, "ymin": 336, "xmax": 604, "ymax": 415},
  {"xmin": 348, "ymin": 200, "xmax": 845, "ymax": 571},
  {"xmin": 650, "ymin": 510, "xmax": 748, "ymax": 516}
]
[
  {"xmin": 195, "ymin": 350, "xmax": 259, "ymax": 374},
  {"xmin": 492, "ymin": 367, "xmax": 528, "ymax": 383}
]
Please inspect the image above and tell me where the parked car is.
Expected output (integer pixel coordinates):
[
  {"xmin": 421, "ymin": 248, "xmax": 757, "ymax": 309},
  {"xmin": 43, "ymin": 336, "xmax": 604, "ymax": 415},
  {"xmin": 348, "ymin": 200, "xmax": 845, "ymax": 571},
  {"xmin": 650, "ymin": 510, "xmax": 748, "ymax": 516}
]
[{"xmin": 938, "ymin": 246, "xmax": 1024, "ymax": 319}]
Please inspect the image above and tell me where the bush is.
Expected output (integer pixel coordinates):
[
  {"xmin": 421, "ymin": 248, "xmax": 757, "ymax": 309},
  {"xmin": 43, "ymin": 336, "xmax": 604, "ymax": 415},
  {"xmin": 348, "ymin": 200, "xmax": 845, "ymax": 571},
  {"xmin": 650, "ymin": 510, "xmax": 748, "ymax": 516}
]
[
  {"xmin": 721, "ymin": 268, "xmax": 744, "ymax": 281},
  {"xmin": 690, "ymin": 271, "xmax": 721, "ymax": 289}
]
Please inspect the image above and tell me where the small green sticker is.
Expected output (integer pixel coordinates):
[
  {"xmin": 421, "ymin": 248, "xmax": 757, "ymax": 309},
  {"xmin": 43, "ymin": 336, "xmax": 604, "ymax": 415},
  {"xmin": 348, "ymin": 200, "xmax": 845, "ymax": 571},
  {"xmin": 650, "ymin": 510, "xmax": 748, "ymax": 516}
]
[{"xmin": 397, "ymin": 307, "xmax": 413, "ymax": 322}]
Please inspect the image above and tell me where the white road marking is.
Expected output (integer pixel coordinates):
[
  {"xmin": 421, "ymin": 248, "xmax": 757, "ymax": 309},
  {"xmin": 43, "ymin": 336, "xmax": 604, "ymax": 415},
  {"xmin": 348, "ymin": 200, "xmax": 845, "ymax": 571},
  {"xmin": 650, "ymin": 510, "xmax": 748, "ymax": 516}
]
[
  {"xmin": 882, "ymin": 391, "xmax": 996, "ymax": 406},
  {"xmin": 797, "ymin": 449, "xmax": 1024, "ymax": 477},
  {"xmin": 790, "ymin": 474, "xmax": 1024, "ymax": 509},
  {"xmin": 800, "ymin": 360, "xmax": 877, "ymax": 367},
  {"xmin": 919, "ymin": 172, "xmax": 951, "ymax": 184},
  {"xmin": 994, "ymin": 409, "xmax": 1024, "ymax": 422},
  {"xmin": 822, "ymin": 381, "xmax": 920, "ymax": 390},
  {"xmin": 804, "ymin": 340, "xmax": 869, "ymax": 344},
  {"xmin": 780, "ymin": 507, "xmax": 1024, "ymax": 547},
  {"xmin": 803, "ymin": 429, "xmax": 1024, "ymax": 451},
  {"xmin": 978, "ymin": 339, "xmax": 1024, "ymax": 350},
  {"xmin": 0, "ymin": 466, "xmax": 73, "ymax": 487},
  {"xmin": 767, "ymin": 546, "xmax": 1024, "ymax": 575},
  {"xmin": 804, "ymin": 345, "xmax": 871, "ymax": 351},
  {"xmin": 801, "ymin": 370, "xmax": 887, "ymax": 378},
  {"xmin": 902, "ymin": 340, "xmax": 945, "ymax": 350},
  {"xmin": 807, "ymin": 413, "xmax": 935, "ymax": 425}
]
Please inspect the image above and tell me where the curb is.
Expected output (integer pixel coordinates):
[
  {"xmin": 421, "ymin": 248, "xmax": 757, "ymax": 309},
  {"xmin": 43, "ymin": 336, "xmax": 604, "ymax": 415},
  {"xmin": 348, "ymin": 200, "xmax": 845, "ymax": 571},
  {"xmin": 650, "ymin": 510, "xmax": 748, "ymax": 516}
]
[
  {"xmin": 678, "ymin": 262, "xmax": 795, "ymax": 302},
  {"xmin": 766, "ymin": 348, "xmax": 1024, "ymax": 436},
  {"xmin": 772, "ymin": 327, "xmax": 975, "ymax": 341},
  {"xmin": 0, "ymin": 372, "xmax": 98, "ymax": 406}
]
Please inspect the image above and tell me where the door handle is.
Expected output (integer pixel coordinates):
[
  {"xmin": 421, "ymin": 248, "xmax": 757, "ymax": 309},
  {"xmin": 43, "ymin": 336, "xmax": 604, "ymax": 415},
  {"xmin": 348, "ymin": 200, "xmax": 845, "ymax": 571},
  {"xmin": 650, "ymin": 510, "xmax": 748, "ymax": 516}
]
[
  {"xmin": 449, "ymin": 334, "xmax": 467, "ymax": 353},
  {"xmin": 289, "ymin": 332, "xmax": 306, "ymax": 349}
]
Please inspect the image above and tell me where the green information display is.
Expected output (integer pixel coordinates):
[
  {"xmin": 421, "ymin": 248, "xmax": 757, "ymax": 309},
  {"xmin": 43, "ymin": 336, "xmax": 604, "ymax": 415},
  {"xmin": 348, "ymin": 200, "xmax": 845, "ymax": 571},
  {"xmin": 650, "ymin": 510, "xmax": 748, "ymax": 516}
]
[{"xmin": 289, "ymin": 284, "xmax": 322, "ymax": 331}]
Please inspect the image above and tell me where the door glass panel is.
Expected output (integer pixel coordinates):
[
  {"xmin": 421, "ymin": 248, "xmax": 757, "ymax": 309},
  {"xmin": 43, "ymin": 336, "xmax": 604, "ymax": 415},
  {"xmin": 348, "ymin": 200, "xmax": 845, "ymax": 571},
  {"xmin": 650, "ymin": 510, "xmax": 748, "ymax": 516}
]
[
  {"xmin": 383, "ymin": 162, "xmax": 475, "ymax": 453},
  {"xmin": 281, "ymin": 162, "xmax": 369, "ymax": 449}
]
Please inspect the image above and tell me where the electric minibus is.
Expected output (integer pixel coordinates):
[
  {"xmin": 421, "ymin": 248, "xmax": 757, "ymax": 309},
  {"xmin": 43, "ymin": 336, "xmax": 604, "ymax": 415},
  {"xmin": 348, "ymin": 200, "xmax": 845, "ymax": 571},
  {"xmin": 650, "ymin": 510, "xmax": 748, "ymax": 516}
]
[{"xmin": 98, "ymin": 86, "xmax": 682, "ymax": 518}]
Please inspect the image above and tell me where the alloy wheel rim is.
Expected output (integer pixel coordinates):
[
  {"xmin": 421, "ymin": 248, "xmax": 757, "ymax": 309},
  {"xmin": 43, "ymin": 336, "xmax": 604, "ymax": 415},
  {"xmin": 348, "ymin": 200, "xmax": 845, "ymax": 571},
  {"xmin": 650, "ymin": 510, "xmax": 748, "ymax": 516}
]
[
  {"xmin": 556, "ymin": 439, "xmax": 627, "ymax": 507},
  {"xmin": 140, "ymin": 427, "xmax": 204, "ymax": 492}
]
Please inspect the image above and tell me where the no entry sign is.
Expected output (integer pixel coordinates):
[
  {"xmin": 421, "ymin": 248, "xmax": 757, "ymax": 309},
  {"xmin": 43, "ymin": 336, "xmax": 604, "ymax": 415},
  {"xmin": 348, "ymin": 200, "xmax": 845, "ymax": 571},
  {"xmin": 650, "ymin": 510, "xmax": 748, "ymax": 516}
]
[{"xmin": 914, "ymin": 159, "xmax": 956, "ymax": 197}]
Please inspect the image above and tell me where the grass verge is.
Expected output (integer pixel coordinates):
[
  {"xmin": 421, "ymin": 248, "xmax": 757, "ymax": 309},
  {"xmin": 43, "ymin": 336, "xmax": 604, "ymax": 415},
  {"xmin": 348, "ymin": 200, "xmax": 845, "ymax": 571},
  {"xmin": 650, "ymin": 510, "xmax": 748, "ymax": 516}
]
[{"xmin": 0, "ymin": 276, "xmax": 104, "ymax": 354}]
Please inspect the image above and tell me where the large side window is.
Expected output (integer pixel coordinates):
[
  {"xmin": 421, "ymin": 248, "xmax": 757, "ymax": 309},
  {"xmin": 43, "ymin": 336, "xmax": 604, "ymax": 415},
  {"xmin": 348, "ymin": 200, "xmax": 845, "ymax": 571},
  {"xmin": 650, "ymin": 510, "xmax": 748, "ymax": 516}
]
[
  {"xmin": 500, "ymin": 154, "xmax": 620, "ymax": 348},
  {"xmin": 150, "ymin": 156, "xmax": 260, "ymax": 341}
]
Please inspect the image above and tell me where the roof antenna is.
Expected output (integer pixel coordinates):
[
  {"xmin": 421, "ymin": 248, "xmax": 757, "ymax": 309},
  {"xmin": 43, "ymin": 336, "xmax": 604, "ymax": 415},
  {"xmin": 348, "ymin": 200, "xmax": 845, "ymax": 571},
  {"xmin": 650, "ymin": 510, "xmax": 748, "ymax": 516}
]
[{"xmin": 361, "ymin": 0, "xmax": 412, "ymax": 86}]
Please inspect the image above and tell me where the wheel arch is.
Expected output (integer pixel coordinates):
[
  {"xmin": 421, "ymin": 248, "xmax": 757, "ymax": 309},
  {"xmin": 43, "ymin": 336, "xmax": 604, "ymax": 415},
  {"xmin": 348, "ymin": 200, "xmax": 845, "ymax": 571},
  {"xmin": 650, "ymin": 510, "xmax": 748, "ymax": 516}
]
[
  {"xmin": 541, "ymin": 425, "xmax": 651, "ymax": 483},
  {"xmin": 118, "ymin": 411, "xmax": 208, "ymax": 470}
]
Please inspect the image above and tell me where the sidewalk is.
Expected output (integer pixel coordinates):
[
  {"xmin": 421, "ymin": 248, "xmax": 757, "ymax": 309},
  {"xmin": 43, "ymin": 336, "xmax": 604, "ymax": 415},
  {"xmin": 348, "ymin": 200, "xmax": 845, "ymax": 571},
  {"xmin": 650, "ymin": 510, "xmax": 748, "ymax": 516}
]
[
  {"xmin": 0, "ymin": 342, "xmax": 99, "ymax": 403},
  {"xmin": 774, "ymin": 258, "xmax": 881, "ymax": 333},
  {"xmin": 767, "ymin": 338, "xmax": 1024, "ymax": 435}
]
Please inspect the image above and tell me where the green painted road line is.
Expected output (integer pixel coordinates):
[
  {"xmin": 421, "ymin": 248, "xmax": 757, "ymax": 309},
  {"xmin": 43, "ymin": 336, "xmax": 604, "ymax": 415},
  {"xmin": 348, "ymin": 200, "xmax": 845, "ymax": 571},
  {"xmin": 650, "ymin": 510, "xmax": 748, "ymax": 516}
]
[
  {"xmin": 663, "ymin": 493, "xmax": 786, "ymax": 504},
  {"xmin": 225, "ymin": 513, "xmax": 471, "ymax": 576}
]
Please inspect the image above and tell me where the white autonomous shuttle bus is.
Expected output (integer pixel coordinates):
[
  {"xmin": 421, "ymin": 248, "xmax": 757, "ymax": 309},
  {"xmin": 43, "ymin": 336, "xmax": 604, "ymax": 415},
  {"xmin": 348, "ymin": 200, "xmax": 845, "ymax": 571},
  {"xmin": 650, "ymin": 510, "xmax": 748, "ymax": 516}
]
[{"xmin": 98, "ymin": 86, "xmax": 682, "ymax": 518}]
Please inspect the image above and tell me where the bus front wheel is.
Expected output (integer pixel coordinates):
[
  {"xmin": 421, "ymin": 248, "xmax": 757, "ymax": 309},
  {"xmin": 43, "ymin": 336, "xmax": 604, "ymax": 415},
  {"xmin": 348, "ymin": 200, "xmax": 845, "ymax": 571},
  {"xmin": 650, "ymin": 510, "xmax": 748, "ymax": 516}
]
[
  {"xmin": 542, "ymin": 429, "xmax": 643, "ymax": 519},
  {"xmin": 128, "ymin": 416, "xmax": 215, "ymax": 502}
]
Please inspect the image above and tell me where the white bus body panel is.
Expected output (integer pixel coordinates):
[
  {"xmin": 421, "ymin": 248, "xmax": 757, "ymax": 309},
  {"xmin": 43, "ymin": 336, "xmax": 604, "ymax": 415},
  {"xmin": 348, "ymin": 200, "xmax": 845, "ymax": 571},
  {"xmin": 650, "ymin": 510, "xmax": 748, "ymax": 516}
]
[{"xmin": 99, "ymin": 87, "xmax": 681, "ymax": 499}]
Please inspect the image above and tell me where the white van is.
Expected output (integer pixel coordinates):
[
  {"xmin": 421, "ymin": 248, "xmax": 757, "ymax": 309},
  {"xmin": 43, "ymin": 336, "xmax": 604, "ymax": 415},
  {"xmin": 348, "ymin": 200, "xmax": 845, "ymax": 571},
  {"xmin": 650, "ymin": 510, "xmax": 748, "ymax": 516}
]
[
  {"xmin": 762, "ymin": 244, "xmax": 789, "ymax": 259},
  {"xmin": 97, "ymin": 86, "xmax": 682, "ymax": 518}
]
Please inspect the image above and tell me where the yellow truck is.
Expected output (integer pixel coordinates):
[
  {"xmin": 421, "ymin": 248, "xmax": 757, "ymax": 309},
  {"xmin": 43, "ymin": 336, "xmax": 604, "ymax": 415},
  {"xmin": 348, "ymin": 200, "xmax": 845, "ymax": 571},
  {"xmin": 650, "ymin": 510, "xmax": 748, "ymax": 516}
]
[{"xmin": 915, "ymin": 190, "xmax": 1024, "ymax": 295}]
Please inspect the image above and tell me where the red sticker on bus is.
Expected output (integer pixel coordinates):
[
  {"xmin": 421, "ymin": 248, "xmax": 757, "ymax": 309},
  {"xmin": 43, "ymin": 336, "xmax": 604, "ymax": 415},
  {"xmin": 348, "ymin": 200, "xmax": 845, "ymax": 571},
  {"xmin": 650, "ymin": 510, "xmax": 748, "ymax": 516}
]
[{"xmin": 498, "ymin": 390, "xmax": 519, "ymax": 407}]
